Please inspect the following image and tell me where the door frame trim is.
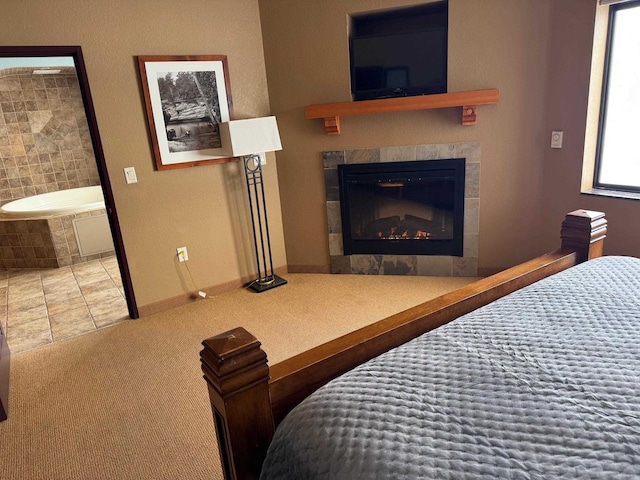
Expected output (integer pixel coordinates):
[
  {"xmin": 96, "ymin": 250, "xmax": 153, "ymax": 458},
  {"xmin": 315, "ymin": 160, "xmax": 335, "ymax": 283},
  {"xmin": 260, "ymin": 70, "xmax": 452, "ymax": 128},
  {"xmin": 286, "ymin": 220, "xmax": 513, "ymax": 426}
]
[{"xmin": 0, "ymin": 45, "xmax": 138, "ymax": 318}]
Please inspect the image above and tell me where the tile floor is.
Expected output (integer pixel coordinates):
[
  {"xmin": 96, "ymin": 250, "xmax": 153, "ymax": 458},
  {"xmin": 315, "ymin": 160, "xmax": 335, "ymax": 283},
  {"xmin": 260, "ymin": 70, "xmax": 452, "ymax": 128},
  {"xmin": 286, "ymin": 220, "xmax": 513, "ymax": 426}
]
[{"xmin": 0, "ymin": 255, "xmax": 130, "ymax": 354}]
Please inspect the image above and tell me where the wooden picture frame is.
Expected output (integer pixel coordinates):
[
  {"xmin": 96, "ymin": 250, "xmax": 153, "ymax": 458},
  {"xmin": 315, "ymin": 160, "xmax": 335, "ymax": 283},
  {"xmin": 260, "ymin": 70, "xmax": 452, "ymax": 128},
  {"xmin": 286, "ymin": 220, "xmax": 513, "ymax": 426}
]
[{"xmin": 137, "ymin": 55, "xmax": 235, "ymax": 170}]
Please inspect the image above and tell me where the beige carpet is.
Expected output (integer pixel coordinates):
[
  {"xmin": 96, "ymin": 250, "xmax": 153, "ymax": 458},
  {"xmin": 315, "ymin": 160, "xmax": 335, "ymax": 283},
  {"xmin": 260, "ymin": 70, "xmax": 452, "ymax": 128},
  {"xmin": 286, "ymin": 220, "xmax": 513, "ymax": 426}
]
[{"xmin": 0, "ymin": 273, "xmax": 476, "ymax": 480}]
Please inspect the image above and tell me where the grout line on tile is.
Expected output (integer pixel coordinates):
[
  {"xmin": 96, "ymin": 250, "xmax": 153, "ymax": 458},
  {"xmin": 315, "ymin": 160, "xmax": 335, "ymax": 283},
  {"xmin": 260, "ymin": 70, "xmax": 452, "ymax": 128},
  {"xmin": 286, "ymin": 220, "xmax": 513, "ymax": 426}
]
[{"xmin": 3, "ymin": 256, "xmax": 127, "ymax": 353}]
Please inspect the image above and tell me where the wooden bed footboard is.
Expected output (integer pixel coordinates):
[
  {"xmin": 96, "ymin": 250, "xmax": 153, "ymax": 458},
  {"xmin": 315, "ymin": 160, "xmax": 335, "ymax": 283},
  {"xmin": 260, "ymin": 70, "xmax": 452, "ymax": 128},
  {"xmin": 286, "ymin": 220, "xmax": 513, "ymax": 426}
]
[{"xmin": 200, "ymin": 209, "xmax": 607, "ymax": 480}]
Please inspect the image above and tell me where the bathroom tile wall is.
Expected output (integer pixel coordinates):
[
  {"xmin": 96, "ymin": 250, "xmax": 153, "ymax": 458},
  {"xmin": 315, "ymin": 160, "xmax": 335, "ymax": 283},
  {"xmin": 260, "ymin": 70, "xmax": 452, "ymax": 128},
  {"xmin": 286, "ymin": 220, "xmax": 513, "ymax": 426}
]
[
  {"xmin": 48, "ymin": 209, "xmax": 114, "ymax": 267},
  {"xmin": 0, "ymin": 218, "xmax": 56, "ymax": 268},
  {"xmin": 0, "ymin": 67, "xmax": 100, "ymax": 205},
  {"xmin": 0, "ymin": 208, "xmax": 114, "ymax": 269}
]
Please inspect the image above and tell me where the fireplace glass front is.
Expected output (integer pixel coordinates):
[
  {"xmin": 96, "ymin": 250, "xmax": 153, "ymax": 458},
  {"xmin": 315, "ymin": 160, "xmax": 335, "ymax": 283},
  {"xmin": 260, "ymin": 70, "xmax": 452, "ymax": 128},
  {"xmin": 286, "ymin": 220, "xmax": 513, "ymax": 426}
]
[{"xmin": 338, "ymin": 159, "xmax": 465, "ymax": 256}]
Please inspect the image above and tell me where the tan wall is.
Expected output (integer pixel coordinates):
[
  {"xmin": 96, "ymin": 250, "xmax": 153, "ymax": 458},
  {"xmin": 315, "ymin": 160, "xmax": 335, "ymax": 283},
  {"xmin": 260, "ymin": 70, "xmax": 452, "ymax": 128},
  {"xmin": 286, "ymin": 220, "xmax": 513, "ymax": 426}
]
[
  {"xmin": 0, "ymin": 0, "xmax": 288, "ymax": 309},
  {"xmin": 260, "ymin": 0, "xmax": 558, "ymax": 273},
  {"xmin": 540, "ymin": 0, "xmax": 640, "ymax": 258},
  {"xmin": 3, "ymin": 0, "xmax": 635, "ymax": 311}
]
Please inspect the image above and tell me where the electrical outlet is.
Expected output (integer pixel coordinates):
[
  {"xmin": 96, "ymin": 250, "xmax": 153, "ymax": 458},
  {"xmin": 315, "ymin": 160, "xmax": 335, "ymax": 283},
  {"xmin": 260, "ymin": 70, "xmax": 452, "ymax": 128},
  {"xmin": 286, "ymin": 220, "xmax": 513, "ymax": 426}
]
[
  {"xmin": 551, "ymin": 131, "xmax": 564, "ymax": 149},
  {"xmin": 251, "ymin": 154, "xmax": 267, "ymax": 168},
  {"xmin": 177, "ymin": 246, "xmax": 188, "ymax": 262}
]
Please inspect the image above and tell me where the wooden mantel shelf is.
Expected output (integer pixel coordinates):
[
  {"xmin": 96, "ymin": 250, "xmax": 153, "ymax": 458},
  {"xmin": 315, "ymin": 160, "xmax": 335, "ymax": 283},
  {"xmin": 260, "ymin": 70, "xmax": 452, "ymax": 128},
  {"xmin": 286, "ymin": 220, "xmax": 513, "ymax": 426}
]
[{"xmin": 304, "ymin": 88, "xmax": 500, "ymax": 135}]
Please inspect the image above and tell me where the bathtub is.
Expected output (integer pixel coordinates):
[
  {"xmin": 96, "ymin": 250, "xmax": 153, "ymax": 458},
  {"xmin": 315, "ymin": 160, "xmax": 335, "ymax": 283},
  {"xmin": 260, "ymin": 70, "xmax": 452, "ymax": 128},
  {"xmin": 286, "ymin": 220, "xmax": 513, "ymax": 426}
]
[
  {"xmin": 0, "ymin": 186, "xmax": 105, "ymax": 218},
  {"xmin": 0, "ymin": 186, "xmax": 114, "ymax": 269}
]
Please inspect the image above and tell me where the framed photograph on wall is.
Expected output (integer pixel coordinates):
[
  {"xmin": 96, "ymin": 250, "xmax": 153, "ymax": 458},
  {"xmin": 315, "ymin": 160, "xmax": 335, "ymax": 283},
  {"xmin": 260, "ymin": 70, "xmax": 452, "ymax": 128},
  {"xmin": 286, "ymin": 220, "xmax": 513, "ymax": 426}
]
[{"xmin": 137, "ymin": 55, "xmax": 235, "ymax": 170}]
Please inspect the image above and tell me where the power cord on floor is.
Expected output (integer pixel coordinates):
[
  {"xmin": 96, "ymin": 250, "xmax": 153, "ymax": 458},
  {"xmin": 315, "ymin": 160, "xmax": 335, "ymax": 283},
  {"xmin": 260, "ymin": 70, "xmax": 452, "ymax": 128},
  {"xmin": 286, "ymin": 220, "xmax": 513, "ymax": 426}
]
[
  {"xmin": 179, "ymin": 255, "xmax": 212, "ymax": 300},
  {"xmin": 244, "ymin": 279, "xmax": 258, "ymax": 290}
]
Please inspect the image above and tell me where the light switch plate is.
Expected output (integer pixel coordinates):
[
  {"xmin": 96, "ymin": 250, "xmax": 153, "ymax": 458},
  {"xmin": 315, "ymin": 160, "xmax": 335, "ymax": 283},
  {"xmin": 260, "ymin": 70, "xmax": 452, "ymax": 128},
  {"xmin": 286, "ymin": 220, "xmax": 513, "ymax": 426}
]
[{"xmin": 124, "ymin": 166, "xmax": 138, "ymax": 184}]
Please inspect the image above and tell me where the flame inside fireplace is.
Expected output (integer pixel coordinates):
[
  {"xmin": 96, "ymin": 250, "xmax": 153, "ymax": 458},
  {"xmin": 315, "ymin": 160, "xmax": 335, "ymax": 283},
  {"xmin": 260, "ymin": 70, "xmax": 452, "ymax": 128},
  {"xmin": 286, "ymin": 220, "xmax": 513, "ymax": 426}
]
[
  {"xmin": 356, "ymin": 213, "xmax": 449, "ymax": 241},
  {"xmin": 376, "ymin": 229, "xmax": 432, "ymax": 239}
]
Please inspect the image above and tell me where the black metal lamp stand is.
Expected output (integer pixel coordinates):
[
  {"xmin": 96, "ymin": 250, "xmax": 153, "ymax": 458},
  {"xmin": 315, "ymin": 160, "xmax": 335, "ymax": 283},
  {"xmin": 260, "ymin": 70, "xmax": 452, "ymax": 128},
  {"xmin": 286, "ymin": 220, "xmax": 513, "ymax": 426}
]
[{"xmin": 243, "ymin": 154, "xmax": 287, "ymax": 292}]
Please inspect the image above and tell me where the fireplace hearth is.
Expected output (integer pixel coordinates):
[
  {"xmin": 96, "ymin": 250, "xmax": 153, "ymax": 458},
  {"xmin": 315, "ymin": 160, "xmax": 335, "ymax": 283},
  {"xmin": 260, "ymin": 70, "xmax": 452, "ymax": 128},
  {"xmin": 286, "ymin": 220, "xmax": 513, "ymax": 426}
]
[{"xmin": 339, "ymin": 159, "xmax": 465, "ymax": 256}]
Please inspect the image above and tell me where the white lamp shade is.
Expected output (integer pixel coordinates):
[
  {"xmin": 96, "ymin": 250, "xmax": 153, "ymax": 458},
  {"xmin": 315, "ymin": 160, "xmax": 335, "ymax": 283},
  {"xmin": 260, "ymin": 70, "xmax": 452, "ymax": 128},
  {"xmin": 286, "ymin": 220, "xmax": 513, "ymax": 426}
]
[{"xmin": 219, "ymin": 116, "xmax": 282, "ymax": 157}]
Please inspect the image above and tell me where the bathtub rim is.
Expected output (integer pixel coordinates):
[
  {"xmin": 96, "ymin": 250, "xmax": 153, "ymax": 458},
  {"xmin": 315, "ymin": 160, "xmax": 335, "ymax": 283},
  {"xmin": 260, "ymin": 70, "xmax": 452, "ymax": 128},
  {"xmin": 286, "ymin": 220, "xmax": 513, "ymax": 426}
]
[{"xmin": 0, "ymin": 186, "xmax": 106, "ymax": 220}]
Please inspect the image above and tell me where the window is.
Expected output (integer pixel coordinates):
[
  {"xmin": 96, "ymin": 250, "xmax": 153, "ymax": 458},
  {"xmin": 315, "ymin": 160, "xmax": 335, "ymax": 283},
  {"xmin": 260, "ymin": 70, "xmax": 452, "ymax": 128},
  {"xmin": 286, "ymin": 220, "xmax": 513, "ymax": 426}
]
[{"xmin": 594, "ymin": 0, "xmax": 640, "ymax": 192}]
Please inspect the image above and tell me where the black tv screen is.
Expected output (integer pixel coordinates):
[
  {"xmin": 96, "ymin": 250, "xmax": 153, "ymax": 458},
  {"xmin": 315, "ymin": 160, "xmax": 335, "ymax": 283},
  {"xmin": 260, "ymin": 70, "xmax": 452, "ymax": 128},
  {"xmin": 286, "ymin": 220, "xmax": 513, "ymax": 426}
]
[{"xmin": 350, "ymin": 27, "xmax": 447, "ymax": 101}]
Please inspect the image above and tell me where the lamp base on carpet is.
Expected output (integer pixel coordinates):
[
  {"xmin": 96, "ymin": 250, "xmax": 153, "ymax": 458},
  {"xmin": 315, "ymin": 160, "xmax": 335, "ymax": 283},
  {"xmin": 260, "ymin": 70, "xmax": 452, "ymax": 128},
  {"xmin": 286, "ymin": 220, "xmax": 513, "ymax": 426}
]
[{"xmin": 247, "ymin": 274, "xmax": 288, "ymax": 293}]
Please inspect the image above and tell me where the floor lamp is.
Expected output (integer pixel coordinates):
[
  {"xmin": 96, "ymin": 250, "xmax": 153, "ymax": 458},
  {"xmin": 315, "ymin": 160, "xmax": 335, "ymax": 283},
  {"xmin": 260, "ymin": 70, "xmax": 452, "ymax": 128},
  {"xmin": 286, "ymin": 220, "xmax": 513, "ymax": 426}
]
[{"xmin": 219, "ymin": 116, "xmax": 287, "ymax": 293}]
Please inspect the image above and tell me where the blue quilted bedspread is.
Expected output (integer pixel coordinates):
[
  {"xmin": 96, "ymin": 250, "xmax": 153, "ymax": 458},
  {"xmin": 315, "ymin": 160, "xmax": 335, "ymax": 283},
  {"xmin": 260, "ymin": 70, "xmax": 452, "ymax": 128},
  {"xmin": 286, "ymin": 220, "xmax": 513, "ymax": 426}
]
[{"xmin": 261, "ymin": 256, "xmax": 640, "ymax": 479}]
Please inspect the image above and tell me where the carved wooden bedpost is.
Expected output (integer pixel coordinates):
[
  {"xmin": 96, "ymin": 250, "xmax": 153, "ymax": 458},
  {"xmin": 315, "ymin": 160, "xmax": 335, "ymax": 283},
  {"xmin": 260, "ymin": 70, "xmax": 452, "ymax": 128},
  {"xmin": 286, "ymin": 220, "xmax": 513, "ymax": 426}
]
[
  {"xmin": 201, "ymin": 327, "xmax": 275, "ymax": 480},
  {"xmin": 561, "ymin": 209, "xmax": 607, "ymax": 263}
]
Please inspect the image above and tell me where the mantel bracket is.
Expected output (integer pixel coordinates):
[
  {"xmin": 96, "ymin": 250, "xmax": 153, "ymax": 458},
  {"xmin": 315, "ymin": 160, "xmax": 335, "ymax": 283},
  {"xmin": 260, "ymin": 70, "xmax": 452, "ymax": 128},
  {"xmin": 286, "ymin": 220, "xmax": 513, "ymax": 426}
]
[
  {"xmin": 324, "ymin": 116, "xmax": 340, "ymax": 135},
  {"xmin": 461, "ymin": 105, "xmax": 477, "ymax": 125}
]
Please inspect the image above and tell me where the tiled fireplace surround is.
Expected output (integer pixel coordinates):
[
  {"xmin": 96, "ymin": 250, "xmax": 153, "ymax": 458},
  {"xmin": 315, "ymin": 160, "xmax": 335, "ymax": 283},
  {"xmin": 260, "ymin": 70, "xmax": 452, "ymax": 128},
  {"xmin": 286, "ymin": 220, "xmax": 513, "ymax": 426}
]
[{"xmin": 324, "ymin": 142, "xmax": 480, "ymax": 277}]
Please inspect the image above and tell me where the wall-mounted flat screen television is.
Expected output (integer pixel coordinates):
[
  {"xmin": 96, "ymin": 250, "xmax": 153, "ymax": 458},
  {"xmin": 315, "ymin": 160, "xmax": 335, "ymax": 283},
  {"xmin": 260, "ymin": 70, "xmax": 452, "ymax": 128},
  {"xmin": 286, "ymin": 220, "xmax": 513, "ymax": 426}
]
[{"xmin": 349, "ymin": 2, "xmax": 448, "ymax": 101}]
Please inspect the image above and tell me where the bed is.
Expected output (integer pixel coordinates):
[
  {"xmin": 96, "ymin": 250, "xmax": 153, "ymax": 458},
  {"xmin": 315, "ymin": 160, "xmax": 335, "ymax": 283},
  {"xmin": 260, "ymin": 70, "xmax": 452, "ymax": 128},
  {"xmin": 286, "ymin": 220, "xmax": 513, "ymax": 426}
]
[{"xmin": 201, "ymin": 209, "xmax": 628, "ymax": 479}]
